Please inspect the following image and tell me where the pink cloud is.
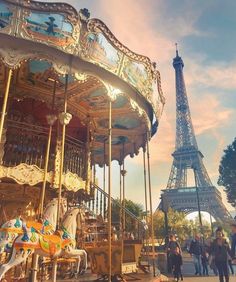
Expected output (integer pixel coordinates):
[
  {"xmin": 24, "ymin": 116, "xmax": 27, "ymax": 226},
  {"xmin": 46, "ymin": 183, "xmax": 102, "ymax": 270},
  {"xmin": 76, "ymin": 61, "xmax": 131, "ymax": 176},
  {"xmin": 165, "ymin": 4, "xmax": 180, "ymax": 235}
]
[{"xmin": 191, "ymin": 94, "xmax": 233, "ymax": 135}]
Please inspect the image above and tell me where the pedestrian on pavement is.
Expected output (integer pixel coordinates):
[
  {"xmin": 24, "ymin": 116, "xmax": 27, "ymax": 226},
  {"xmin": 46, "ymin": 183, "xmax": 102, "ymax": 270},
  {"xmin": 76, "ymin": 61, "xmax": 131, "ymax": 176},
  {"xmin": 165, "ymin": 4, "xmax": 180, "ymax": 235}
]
[
  {"xmin": 201, "ymin": 246, "xmax": 209, "ymax": 276},
  {"xmin": 208, "ymin": 237, "xmax": 218, "ymax": 275},
  {"xmin": 189, "ymin": 234, "xmax": 203, "ymax": 276},
  {"xmin": 166, "ymin": 234, "xmax": 182, "ymax": 274},
  {"xmin": 172, "ymin": 246, "xmax": 183, "ymax": 282},
  {"xmin": 210, "ymin": 228, "xmax": 232, "ymax": 282}
]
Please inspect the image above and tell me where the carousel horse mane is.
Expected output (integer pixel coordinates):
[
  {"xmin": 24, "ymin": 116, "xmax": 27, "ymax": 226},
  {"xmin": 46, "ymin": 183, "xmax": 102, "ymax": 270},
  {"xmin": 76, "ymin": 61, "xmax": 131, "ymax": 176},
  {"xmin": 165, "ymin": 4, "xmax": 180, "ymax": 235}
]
[
  {"xmin": 43, "ymin": 198, "xmax": 67, "ymax": 220},
  {"xmin": 61, "ymin": 207, "xmax": 84, "ymax": 239}
]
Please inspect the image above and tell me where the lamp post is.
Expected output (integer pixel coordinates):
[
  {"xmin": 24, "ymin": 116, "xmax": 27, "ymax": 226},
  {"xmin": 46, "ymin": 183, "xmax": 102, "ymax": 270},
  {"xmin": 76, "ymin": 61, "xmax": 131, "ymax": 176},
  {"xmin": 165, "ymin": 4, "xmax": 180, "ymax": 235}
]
[
  {"xmin": 161, "ymin": 195, "xmax": 169, "ymax": 237},
  {"xmin": 192, "ymin": 166, "xmax": 203, "ymax": 235}
]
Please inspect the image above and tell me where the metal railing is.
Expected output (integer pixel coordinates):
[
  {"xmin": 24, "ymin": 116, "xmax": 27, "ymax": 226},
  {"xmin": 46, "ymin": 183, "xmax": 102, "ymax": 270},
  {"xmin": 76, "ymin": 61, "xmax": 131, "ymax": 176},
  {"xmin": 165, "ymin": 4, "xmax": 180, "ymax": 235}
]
[
  {"xmin": 2, "ymin": 119, "xmax": 86, "ymax": 178},
  {"xmin": 83, "ymin": 183, "xmax": 146, "ymax": 240}
]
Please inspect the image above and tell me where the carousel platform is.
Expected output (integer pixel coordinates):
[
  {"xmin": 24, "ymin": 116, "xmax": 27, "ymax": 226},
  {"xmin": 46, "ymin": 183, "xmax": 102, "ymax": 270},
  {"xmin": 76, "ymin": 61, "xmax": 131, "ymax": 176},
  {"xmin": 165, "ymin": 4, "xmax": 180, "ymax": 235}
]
[{"xmin": 54, "ymin": 272, "xmax": 169, "ymax": 282}]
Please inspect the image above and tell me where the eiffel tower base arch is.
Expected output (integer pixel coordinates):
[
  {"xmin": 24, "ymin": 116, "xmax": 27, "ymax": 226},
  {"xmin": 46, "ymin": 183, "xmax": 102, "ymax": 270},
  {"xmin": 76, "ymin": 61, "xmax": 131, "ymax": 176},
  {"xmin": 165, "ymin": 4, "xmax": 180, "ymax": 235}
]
[{"xmin": 159, "ymin": 186, "xmax": 231, "ymax": 223}]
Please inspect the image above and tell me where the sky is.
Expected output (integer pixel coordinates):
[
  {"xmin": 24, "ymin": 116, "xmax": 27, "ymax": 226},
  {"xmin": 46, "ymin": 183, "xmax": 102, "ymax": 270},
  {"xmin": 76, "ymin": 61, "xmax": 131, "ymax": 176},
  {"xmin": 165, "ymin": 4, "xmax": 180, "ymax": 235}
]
[{"xmin": 43, "ymin": 0, "xmax": 236, "ymax": 213}]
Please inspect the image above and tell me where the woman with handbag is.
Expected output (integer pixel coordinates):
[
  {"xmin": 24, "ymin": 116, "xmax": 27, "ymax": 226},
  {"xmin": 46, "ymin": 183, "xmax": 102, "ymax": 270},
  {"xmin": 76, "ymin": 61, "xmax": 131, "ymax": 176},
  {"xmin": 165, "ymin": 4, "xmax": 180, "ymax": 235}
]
[{"xmin": 210, "ymin": 228, "xmax": 232, "ymax": 282}]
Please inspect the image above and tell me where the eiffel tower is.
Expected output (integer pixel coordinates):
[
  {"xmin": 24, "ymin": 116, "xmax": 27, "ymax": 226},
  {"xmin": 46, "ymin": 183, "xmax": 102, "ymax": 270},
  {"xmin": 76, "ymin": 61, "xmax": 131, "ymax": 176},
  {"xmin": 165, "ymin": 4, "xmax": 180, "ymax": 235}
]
[{"xmin": 159, "ymin": 47, "xmax": 231, "ymax": 222}]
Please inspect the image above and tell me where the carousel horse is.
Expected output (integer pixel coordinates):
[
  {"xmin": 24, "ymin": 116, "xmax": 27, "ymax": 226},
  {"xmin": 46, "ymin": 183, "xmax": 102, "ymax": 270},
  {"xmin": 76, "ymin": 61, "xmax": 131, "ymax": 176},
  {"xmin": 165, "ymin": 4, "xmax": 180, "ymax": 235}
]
[
  {"xmin": 0, "ymin": 207, "xmax": 87, "ymax": 280},
  {"xmin": 0, "ymin": 198, "xmax": 67, "ymax": 254}
]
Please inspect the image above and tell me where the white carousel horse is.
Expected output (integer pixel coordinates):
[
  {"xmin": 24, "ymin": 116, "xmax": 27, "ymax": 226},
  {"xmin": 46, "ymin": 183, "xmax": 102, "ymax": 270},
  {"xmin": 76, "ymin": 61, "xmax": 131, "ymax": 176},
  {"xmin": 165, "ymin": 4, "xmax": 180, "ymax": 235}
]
[
  {"xmin": 0, "ymin": 198, "xmax": 67, "ymax": 254},
  {"xmin": 0, "ymin": 207, "xmax": 87, "ymax": 280}
]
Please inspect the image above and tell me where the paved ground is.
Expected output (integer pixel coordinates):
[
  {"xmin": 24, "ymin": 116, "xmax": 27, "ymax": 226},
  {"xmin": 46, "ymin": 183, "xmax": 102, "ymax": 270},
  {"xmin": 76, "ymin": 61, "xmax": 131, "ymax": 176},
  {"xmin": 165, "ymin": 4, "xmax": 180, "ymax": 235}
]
[{"xmin": 54, "ymin": 253, "xmax": 236, "ymax": 281}]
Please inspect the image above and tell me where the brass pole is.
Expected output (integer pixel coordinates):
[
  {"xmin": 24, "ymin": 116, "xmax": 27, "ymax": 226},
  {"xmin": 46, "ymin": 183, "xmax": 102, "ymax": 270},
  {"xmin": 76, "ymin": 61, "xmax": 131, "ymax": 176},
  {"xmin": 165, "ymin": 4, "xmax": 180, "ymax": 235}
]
[
  {"xmin": 0, "ymin": 68, "xmax": 12, "ymax": 142},
  {"xmin": 39, "ymin": 126, "xmax": 52, "ymax": 216},
  {"xmin": 108, "ymin": 100, "xmax": 112, "ymax": 282},
  {"xmin": 86, "ymin": 119, "xmax": 91, "ymax": 194},
  {"xmin": 143, "ymin": 144, "xmax": 149, "ymax": 258},
  {"xmin": 57, "ymin": 74, "xmax": 69, "ymax": 228},
  {"xmin": 119, "ymin": 162, "xmax": 123, "ymax": 270},
  {"xmin": 146, "ymin": 132, "xmax": 156, "ymax": 277},
  {"xmin": 119, "ymin": 163, "xmax": 122, "ymax": 234},
  {"xmin": 103, "ymin": 140, "xmax": 106, "ymax": 219},
  {"xmin": 122, "ymin": 142, "xmax": 125, "ymax": 234},
  {"xmin": 39, "ymin": 81, "xmax": 57, "ymax": 217},
  {"xmin": 143, "ymin": 145, "xmax": 148, "ymax": 222}
]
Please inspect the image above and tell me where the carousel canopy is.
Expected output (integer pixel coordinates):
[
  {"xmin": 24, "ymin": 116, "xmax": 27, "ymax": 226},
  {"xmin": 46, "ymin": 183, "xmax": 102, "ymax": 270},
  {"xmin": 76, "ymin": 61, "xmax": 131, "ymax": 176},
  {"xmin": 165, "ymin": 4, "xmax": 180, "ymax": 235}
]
[{"xmin": 0, "ymin": 0, "xmax": 165, "ymax": 165}]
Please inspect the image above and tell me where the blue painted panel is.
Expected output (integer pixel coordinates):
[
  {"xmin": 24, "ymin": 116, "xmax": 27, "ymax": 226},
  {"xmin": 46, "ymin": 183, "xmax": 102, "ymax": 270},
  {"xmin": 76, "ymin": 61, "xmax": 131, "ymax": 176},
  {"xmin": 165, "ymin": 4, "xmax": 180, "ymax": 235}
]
[
  {"xmin": 86, "ymin": 33, "xmax": 119, "ymax": 70},
  {"xmin": 25, "ymin": 12, "xmax": 73, "ymax": 45},
  {"xmin": 0, "ymin": 3, "xmax": 12, "ymax": 29},
  {"xmin": 123, "ymin": 60, "xmax": 148, "ymax": 93}
]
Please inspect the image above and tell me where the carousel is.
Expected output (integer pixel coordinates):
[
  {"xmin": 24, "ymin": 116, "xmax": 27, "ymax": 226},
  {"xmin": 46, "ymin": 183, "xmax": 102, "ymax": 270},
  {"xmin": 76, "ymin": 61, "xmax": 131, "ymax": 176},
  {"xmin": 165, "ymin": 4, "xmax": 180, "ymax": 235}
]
[{"xmin": 0, "ymin": 0, "xmax": 165, "ymax": 281}]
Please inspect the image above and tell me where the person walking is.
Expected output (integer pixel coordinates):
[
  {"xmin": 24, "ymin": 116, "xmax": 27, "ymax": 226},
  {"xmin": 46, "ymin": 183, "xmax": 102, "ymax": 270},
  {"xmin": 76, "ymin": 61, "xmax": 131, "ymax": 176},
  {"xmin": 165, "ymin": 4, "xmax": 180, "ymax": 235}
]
[
  {"xmin": 172, "ymin": 246, "xmax": 183, "ymax": 281},
  {"xmin": 166, "ymin": 234, "xmax": 182, "ymax": 274},
  {"xmin": 201, "ymin": 246, "xmax": 209, "ymax": 276},
  {"xmin": 210, "ymin": 228, "xmax": 232, "ymax": 282},
  {"xmin": 189, "ymin": 234, "xmax": 203, "ymax": 275}
]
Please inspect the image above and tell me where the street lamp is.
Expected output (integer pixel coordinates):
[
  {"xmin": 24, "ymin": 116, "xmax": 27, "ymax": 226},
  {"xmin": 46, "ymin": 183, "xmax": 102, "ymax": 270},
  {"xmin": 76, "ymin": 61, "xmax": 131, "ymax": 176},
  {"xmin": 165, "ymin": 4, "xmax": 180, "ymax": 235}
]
[
  {"xmin": 192, "ymin": 165, "xmax": 203, "ymax": 235},
  {"xmin": 161, "ymin": 194, "xmax": 169, "ymax": 237}
]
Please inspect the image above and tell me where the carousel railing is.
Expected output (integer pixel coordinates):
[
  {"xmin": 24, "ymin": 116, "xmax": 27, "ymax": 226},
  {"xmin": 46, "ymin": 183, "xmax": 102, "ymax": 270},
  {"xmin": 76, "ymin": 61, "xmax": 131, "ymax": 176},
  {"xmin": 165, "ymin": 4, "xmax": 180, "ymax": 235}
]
[
  {"xmin": 85, "ymin": 183, "xmax": 145, "ymax": 240},
  {"xmin": 2, "ymin": 119, "xmax": 86, "ymax": 178},
  {"xmin": 3, "ymin": 119, "xmax": 50, "ymax": 168},
  {"xmin": 64, "ymin": 135, "xmax": 86, "ymax": 176}
]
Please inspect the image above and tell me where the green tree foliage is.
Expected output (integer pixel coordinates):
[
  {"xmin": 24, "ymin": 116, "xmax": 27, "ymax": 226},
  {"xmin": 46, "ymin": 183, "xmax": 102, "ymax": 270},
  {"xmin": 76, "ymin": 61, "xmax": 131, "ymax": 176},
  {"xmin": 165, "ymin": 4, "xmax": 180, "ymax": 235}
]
[
  {"xmin": 153, "ymin": 209, "xmax": 212, "ymax": 243},
  {"xmin": 111, "ymin": 198, "xmax": 143, "ymax": 232},
  {"xmin": 218, "ymin": 138, "xmax": 236, "ymax": 207}
]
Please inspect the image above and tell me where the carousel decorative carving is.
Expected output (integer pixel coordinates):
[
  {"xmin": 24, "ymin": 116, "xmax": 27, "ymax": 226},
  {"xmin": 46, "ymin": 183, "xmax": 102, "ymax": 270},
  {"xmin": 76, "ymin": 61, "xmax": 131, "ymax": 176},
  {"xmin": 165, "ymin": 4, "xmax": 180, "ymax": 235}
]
[
  {"xmin": 1, "ymin": 0, "xmax": 81, "ymax": 54},
  {"xmin": 3, "ymin": 0, "xmax": 80, "ymax": 24},
  {"xmin": 0, "ymin": 161, "xmax": 87, "ymax": 191},
  {"xmin": 0, "ymin": 48, "xmax": 31, "ymax": 69},
  {"xmin": 46, "ymin": 114, "xmax": 57, "ymax": 126},
  {"xmin": 0, "ymin": 163, "xmax": 52, "ymax": 186},
  {"xmin": 58, "ymin": 112, "xmax": 72, "ymax": 125},
  {"xmin": 87, "ymin": 18, "xmax": 152, "ymax": 66},
  {"xmin": 52, "ymin": 139, "xmax": 62, "ymax": 188},
  {"xmin": 63, "ymin": 171, "xmax": 86, "ymax": 192}
]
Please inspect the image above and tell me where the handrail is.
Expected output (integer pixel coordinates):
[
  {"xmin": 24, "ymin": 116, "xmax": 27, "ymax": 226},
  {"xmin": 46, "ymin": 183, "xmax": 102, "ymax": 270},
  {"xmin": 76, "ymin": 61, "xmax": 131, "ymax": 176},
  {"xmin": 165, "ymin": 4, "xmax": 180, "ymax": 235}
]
[{"xmin": 92, "ymin": 182, "xmax": 145, "ymax": 227}]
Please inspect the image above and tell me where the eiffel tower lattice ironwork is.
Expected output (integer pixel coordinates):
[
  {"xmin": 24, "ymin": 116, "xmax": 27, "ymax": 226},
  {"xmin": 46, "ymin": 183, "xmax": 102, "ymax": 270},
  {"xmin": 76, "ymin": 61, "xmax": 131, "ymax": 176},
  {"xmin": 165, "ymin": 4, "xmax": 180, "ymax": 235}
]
[{"xmin": 159, "ymin": 48, "xmax": 231, "ymax": 221}]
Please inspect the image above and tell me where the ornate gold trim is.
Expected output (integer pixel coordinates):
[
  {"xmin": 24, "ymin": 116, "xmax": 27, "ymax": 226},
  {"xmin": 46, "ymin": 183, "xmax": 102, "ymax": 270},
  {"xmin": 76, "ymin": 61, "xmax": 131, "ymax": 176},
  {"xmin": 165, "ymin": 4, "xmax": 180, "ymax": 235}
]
[
  {"xmin": 63, "ymin": 171, "xmax": 86, "ymax": 192},
  {"xmin": 3, "ymin": 0, "xmax": 80, "ymax": 24},
  {"xmin": 87, "ymin": 19, "xmax": 153, "ymax": 67},
  {"xmin": 0, "ymin": 163, "xmax": 51, "ymax": 186},
  {"xmin": 0, "ymin": 163, "xmax": 86, "ymax": 192}
]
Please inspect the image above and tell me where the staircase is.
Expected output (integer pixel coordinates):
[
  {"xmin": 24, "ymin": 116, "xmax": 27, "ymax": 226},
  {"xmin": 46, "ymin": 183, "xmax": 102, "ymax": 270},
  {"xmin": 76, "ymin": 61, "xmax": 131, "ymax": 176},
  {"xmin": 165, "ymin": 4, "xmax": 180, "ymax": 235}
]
[{"xmin": 80, "ymin": 183, "xmax": 146, "ymax": 242}]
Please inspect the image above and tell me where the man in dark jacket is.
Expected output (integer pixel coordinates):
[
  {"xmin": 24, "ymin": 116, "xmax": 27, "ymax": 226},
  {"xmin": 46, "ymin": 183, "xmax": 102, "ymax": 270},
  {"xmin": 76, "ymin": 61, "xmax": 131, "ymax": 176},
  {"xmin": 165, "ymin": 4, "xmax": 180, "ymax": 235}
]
[{"xmin": 189, "ymin": 234, "xmax": 203, "ymax": 275}]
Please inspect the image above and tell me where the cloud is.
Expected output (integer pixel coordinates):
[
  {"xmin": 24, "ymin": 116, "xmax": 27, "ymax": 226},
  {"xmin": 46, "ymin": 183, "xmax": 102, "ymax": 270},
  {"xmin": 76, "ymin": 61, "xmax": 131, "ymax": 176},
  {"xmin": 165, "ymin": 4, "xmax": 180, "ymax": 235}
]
[
  {"xmin": 184, "ymin": 58, "xmax": 236, "ymax": 90},
  {"xmin": 191, "ymin": 94, "xmax": 233, "ymax": 135}
]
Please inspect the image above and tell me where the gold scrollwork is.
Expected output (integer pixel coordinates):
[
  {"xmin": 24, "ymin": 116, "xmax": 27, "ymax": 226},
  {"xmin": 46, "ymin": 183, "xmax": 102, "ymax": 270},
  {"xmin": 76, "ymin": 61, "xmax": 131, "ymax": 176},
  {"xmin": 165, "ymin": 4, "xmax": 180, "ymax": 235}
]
[
  {"xmin": 0, "ymin": 163, "xmax": 86, "ymax": 192},
  {"xmin": 0, "ymin": 163, "xmax": 51, "ymax": 186},
  {"xmin": 87, "ymin": 19, "xmax": 152, "ymax": 67},
  {"xmin": 63, "ymin": 171, "xmax": 86, "ymax": 192}
]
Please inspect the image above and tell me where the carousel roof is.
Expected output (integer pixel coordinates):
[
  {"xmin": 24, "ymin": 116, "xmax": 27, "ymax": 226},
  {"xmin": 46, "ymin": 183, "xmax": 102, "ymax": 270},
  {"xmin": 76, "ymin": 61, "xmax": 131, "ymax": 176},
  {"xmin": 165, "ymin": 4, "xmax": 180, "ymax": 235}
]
[{"xmin": 0, "ymin": 0, "xmax": 165, "ymax": 165}]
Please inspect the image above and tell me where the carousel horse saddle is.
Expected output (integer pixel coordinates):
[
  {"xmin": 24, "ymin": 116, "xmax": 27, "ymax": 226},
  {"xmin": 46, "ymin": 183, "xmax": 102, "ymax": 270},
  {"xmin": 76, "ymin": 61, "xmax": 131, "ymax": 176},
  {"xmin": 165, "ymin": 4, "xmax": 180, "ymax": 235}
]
[
  {"xmin": 26, "ymin": 221, "xmax": 53, "ymax": 233},
  {"xmin": 26, "ymin": 221, "xmax": 43, "ymax": 231},
  {"xmin": 39, "ymin": 234, "xmax": 62, "ymax": 256}
]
